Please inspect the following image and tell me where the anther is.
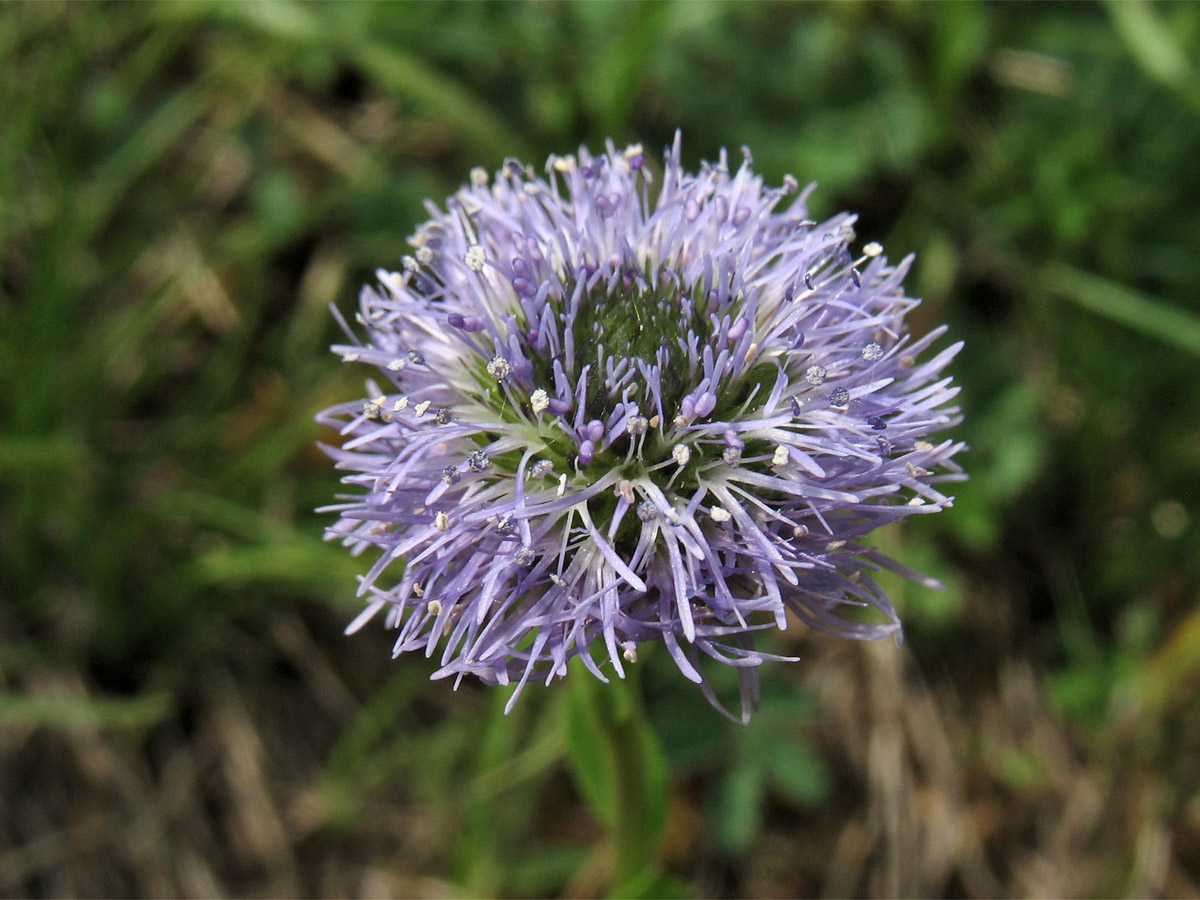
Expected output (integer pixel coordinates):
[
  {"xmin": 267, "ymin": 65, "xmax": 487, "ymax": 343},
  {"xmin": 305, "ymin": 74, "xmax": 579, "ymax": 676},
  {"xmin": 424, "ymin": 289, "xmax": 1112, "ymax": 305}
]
[
  {"xmin": 617, "ymin": 480, "xmax": 635, "ymax": 504},
  {"xmin": 467, "ymin": 449, "xmax": 491, "ymax": 472},
  {"xmin": 464, "ymin": 245, "xmax": 486, "ymax": 272},
  {"xmin": 486, "ymin": 356, "xmax": 512, "ymax": 380}
]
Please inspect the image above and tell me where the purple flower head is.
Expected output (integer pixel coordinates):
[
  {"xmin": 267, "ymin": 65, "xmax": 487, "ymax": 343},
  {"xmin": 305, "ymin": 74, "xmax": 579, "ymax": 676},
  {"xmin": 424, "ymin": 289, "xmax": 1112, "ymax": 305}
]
[{"xmin": 317, "ymin": 135, "xmax": 965, "ymax": 721}]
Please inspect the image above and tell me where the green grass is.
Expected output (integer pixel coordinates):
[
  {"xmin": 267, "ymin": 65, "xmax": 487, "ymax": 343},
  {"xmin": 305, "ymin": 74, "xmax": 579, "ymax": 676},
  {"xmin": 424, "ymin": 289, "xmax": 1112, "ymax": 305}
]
[{"xmin": 2, "ymin": 1, "xmax": 1199, "ymax": 896}]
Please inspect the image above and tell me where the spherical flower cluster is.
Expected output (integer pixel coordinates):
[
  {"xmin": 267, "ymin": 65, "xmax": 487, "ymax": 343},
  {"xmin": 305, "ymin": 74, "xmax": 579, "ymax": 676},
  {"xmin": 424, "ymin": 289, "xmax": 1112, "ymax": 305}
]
[{"xmin": 317, "ymin": 135, "xmax": 965, "ymax": 721}]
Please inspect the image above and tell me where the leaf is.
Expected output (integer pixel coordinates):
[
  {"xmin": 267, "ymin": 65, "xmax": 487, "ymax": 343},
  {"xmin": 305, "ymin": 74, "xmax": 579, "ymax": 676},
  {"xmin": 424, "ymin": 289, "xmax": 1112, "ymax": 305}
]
[
  {"xmin": 1041, "ymin": 262, "xmax": 1200, "ymax": 358},
  {"xmin": 762, "ymin": 739, "xmax": 831, "ymax": 807},
  {"xmin": 0, "ymin": 691, "xmax": 171, "ymax": 730},
  {"xmin": 714, "ymin": 760, "xmax": 765, "ymax": 855},
  {"xmin": 1104, "ymin": 0, "xmax": 1196, "ymax": 101}
]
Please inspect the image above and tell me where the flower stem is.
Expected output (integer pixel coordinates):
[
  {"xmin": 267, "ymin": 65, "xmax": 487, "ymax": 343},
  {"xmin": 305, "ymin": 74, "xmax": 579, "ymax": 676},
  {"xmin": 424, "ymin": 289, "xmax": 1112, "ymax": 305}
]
[{"xmin": 562, "ymin": 661, "xmax": 669, "ymax": 897}]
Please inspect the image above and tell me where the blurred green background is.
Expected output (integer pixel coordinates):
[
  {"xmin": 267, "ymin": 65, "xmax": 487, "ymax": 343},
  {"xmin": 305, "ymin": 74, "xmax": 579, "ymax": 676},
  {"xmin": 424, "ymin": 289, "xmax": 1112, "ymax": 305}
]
[{"xmin": 2, "ymin": 1, "xmax": 1199, "ymax": 896}]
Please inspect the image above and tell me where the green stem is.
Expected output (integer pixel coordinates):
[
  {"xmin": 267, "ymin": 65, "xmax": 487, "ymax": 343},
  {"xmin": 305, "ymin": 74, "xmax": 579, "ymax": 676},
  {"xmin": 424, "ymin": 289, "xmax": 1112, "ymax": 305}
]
[
  {"xmin": 606, "ymin": 671, "xmax": 655, "ymax": 892},
  {"xmin": 562, "ymin": 660, "xmax": 669, "ymax": 898}
]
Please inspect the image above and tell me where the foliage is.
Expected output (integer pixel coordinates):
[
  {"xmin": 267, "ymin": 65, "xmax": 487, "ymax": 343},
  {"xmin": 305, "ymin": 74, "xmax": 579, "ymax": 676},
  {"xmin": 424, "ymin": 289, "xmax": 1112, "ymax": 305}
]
[{"xmin": 2, "ymin": 1, "xmax": 1199, "ymax": 896}]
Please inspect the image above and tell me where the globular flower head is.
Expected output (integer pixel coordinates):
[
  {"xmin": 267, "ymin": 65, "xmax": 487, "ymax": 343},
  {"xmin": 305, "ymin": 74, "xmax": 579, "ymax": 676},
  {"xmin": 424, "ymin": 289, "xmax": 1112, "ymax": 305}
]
[{"xmin": 318, "ymin": 135, "xmax": 965, "ymax": 721}]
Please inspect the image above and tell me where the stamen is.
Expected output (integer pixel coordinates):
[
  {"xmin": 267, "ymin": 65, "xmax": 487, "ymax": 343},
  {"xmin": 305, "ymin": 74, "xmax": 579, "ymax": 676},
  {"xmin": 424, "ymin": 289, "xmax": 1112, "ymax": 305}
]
[
  {"xmin": 464, "ymin": 245, "xmax": 486, "ymax": 272},
  {"xmin": 487, "ymin": 356, "xmax": 513, "ymax": 380},
  {"xmin": 467, "ymin": 449, "xmax": 491, "ymax": 472}
]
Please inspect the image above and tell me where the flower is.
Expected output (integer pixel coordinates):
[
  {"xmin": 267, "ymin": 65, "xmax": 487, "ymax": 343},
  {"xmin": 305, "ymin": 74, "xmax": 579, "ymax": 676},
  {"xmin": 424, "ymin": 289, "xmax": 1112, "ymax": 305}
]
[{"xmin": 317, "ymin": 135, "xmax": 965, "ymax": 721}]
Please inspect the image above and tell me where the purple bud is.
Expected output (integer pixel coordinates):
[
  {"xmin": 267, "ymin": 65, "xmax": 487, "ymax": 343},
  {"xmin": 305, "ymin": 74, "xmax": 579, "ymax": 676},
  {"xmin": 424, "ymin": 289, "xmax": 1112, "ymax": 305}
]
[
  {"xmin": 694, "ymin": 392, "xmax": 717, "ymax": 418},
  {"xmin": 578, "ymin": 439, "xmax": 595, "ymax": 465},
  {"xmin": 586, "ymin": 419, "xmax": 604, "ymax": 442}
]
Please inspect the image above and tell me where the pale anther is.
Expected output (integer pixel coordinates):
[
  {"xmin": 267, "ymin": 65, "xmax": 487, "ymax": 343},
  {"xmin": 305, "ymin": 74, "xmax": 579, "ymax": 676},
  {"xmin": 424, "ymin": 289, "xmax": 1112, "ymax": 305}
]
[
  {"xmin": 487, "ymin": 356, "xmax": 512, "ymax": 380},
  {"xmin": 464, "ymin": 245, "xmax": 486, "ymax": 272}
]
